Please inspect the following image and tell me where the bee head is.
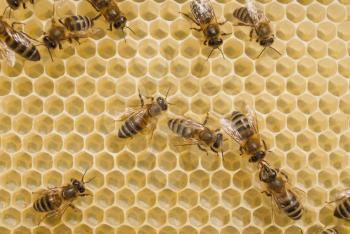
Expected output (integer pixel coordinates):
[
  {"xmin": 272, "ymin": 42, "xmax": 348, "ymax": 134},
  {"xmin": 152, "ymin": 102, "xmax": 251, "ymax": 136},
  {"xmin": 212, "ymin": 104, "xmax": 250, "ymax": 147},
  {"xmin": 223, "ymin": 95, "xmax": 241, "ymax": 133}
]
[
  {"xmin": 43, "ymin": 36, "xmax": 57, "ymax": 49},
  {"xmin": 260, "ymin": 37, "xmax": 274, "ymax": 47},
  {"xmin": 259, "ymin": 162, "xmax": 277, "ymax": 183},
  {"xmin": 249, "ymin": 151, "xmax": 266, "ymax": 163},
  {"xmin": 71, "ymin": 179, "xmax": 85, "ymax": 193},
  {"xmin": 156, "ymin": 97, "xmax": 168, "ymax": 111},
  {"xmin": 208, "ymin": 37, "xmax": 223, "ymax": 48},
  {"xmin": 212, "ymin": 131, "xmax": 223, "ymax": 149},
  {"xmin": 206, "ymin": 25, "xmax": 219, "ymax": 37},
  {"xmin": 113, "ymin": 16, "xmax": 127, "ymax": 29},
  {"xmin": 7, "ymin": 0, "xmax": 20, "ymax": 9}
]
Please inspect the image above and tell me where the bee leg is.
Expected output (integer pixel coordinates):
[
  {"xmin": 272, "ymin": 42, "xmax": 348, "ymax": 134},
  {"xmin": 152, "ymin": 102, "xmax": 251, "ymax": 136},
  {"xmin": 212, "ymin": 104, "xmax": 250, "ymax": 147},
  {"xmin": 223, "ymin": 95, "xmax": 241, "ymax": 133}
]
[
  {"xmin": 190, "ymin": 27, "xmax": 201, "ymax": 32},
  {"xmin": 179, "ymin": 12, "xmax": 200, "ymax": 26},
  {"xmin": 202, "ymin": 113, "xmax": 209, "ymax": 125},
  {"xmin": 280, "ymin": 170, "xmax": 289, "ymax": 181},
  {"xmin": 197, "ymin": 144, "xmax": 208, "ymax": 156},
  {"xmin": 58, "ymin": 19, "xmax": 65, "ymax": 26},
  {"xmin": 138, "ymin": 89, "xmax": 144, "ymax": 107},
  {"xmin": 92, "ymin": 14, "xmax": 102, "ymax": 21},
  {"xmin": 37, "ymin": 212, "xmax": 54, "ymax": 225},
  {"xmin": 249, "ymin": 29, "xmax": 254, "ymax": 41},
  {"xmin": 218, "ymin": 20, "xmax": 228, "ymax": 26},
  {"xmin": 108, "ymin": 23, "xmax": 113, "ymax": 31},
  {"xmin": 239, "ymin": 146, "xmax": 244, "ymax": 155},
  {"xmin": 22, "ymin": 2, "xmax": 26, "ymax": 8},
  {"xmin": 204, "ymin": 40, "xmax": 207, "ymax": 46},
  {"xmin": 235, "ymin": 22, "xmax": 254, "ymax": 27},
  {"xmin": 58, "ymin": 42, "xmax": 63, "ymax": 50},
  {"xmin": 262, "ymin": 140, "xmax": 268, "ymax": 151},
  {"xmin": 221, "ymin": 32, "xmax": 231, "ymax": 37}
]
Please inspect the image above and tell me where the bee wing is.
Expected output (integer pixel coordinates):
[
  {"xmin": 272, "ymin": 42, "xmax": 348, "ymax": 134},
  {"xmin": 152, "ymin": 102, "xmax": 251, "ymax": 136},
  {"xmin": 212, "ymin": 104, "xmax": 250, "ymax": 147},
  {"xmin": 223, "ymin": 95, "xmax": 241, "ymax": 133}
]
[
  {"xmin": 246, "ymin": 105, "xmax": 259, "ymax": 134},
  {"xmin": 116, "ymin": 106, "xmax": 148, "ymax": 122},
  {"xmin": 220, "ymin": 118, "xmax": 246, "ymax": 145},
  {"xmin": 67, "ymin": 27, "xmax": 102, "ymax": 39},
  {"xmin": 180, "ymin": 119, "xmax": 206, "ymax": 131},
  {"xmin": 0, "ymin": 40, "xmax": 15, "ymax": 67},
  {"xmin": 246, "ymin": 0, "xmax": 268, "ymax": 25},
  {"xmin": 190, "ymin": 0, "xmax": 215, "ymax": 24},
  {"xmin": 5, "ymin": 26, "xmax": 33, "ymax": 48}
]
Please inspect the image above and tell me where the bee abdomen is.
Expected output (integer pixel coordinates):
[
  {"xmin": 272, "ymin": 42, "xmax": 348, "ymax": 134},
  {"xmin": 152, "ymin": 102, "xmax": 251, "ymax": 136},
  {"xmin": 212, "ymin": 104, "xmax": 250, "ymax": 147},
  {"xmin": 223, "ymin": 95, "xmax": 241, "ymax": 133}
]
[
  {"xmin": 33, "ymin": 194, "xmax": 61, "ymax": 212},
  {"xmin": 6, "ymin": 36, "xmax": 40, "ymax": 61},
  {"xmin": 283, "ymin": 199, "xmax": 303, "ymax": 220},
  {"xmin": 118, "ymin": 117, "xmax": 144, "ymax": 138},
  {"xmin": 168, "ymin": 119, "xmax": 193, "ymax": 138},
  {"xmin": 321, "ymin": 228, "xmax": 338, "ymax": 234},
  {"xmin": 63, "ymin": 16, "xmax": 94, "ymax": 32},
  {"xmin": 233, "ymin": 7, "xmax": 252, "ymax": 24},
  {"xmin": 334, "ymin": 197, "xmax": 350, "ymax": 219}
]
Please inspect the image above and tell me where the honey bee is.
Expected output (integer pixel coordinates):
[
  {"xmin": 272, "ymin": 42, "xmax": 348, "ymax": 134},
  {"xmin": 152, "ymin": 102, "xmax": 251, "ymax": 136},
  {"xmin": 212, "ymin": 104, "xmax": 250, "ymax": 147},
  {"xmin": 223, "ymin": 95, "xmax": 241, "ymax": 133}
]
[
  {"xmin": 168, "ymin": 113, "xmax": 224, "ymax": 158},
  {"xmin": 181, "ymin": 0, "xmax": 230, "ymax": 59},
  {"xmin": 87, "ymin": 0, "xmax": 134, "ymax": 34},
  {"xmin": 220, "ymin": 106, "xmax": 267, "ymax": 163},
  {"xmin": 0, "ymin": 16, "xmax": 40, "ymax": 66},
  {"xmin": 117, "ymin": 88, "xmax": 171, "ymax": 139},
  {"xmin": 43, "ymin": 5, "xmax": 101, "ymax": 61},
  {"xmin": 328, "ymin": 189, "xmax": 350, "ymax": 221},
  {"xmin": 33, "ymin": 169, "xmax": 93, "ymax": 225},
  {"xmin": 6, "ymin": 0, "xmax": 33, "ymax": 10},
  {"xmin": 319, "ymin": 227, "xmax": 338, "ymax": 234},
  {"xmin": 233, "ymin": 0, "xmax": 281, "ymax": 58},
  {"xmin": 259, "ymin": 161, "xmax": 304, "ymax": 220}
]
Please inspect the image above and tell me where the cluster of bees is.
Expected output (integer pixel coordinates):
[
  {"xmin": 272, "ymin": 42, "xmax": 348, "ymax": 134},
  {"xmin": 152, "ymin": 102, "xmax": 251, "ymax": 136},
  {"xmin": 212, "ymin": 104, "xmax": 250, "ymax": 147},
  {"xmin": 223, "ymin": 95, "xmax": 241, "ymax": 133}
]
[{"xmin": 0, "ymin": 0, "xmax": 340, "ymax": 233}]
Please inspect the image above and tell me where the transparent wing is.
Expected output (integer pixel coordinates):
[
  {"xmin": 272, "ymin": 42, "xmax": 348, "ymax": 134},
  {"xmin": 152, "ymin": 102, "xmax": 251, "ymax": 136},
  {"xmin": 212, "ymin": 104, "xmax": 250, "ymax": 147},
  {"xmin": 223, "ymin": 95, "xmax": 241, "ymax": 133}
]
[
  {"xmin": 116, "ymin": 107, "xmax": 148, "ymax": 122},
  {"xmin": 246, "ymin": 105, "xmax": 259, "ymax": 134},
  {"xmin": 179, "ymin": 119, "xmax": 206, "ymax": 131},
  {"xmin": 5, "ymin": 26, "xmax": 33, "ymax": 48},
  {"xmin": 220, "ymin": 118, "xmax": 245, "ymax": 145},
  {"xmin": 0, "ymin": 40, "xmax": 15, "ymax": 67},
  {"xmin": 67, "ymin": 27, "xmax": 102, "ymax": 40},
  {"xmin": 190, "ymin": 0, "xmax": 214, "ymax": 24},
  {"xmin": 246, "ymin": 0, "xmax": 268, "ymax": 25}
]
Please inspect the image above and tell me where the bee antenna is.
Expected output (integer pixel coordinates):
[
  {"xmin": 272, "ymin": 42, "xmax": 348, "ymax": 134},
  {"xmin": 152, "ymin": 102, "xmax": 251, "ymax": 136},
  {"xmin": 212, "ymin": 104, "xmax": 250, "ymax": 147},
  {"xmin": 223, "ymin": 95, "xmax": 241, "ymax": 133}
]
[
  {"xmin": 84, "ymin": 176, "xmax": 95, "ymax": 184},
  {"xmin": 206, "ymin": 48, "xmax": 215, "ymax": 61},
  {"xmin": 81, "ymin": 168, "xmax": 89, "ymax": 183},
  {"xmin": 165, "ymin": 86, "xmax": 171, "ymax": 99},
  {"xmin": 125, "ymin": 26, "xmax": 136, "ymax": 35},
  {"xmin": 218, "ymin": 47, "xmax": 225, "ymax": 60},
  {"xmin": 47, "ymin": 47, "xmax": 54, "ymax": 62},
  {"xmin": 269, "ymin": 46, "xmax": 282, "ymax": 56},
  {"xmin": 121, "ymin": 28, "xmax": 127, "ymax": 44},
  {"xmin": 256, "ymin": 47, "xmax": 267, "ymax": 59}
]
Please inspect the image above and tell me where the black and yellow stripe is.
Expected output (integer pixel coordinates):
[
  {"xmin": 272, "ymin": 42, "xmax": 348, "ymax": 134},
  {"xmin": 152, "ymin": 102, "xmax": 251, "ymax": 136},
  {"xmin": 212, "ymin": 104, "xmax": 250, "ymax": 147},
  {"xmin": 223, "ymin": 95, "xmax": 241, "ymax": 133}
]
[
  {"xmin": 231, "ymin": 111, "xmax": 253, "ymax": 138},
  {"xmin": 5, "ymin": 35, "xmax": 40, "ymax": 61},
  {"xmin": 233, "ymin": 7, "xmax": 252, "ymax": 24},
  {"xmin": 118, "ymin": 115, "xmax": 147, "ymax": 138},
  {"xmin": 334, "ymin": 197, "xmax": 350, "ymax": 219},
  {"xmin": 321, "ymin": 228, "xmax": 338, "ymax": 234},
  {"xmin": 168, "ymin": 119, "xmax": 194, "ymax": 139},
  {"xmin": 33, "ymin": 194, "xmax": 61, "ymax": 212},
  {"xmin": 280, "ymin": 196, "xmax": 303, "ymax": 220},
  {"xmin": 63, "ymin": 16, "xmax": 94, "ymax": 32}
]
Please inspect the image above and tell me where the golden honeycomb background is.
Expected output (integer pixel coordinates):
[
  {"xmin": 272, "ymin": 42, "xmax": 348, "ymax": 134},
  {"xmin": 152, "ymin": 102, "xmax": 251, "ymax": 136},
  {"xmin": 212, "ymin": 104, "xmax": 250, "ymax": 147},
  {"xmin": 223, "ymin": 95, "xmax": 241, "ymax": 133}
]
[{"xmin": 0, "ymin": 0, "xmax": 350, "ymax": 233}]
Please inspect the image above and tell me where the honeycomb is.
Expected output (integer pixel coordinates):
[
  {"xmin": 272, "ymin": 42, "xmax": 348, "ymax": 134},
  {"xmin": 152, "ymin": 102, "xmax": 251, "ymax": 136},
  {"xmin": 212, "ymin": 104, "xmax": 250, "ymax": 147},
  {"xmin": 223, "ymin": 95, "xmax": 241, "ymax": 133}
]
[{"xmin": 0, "ymin": 0, "xmax": 350, "ymax": 233}]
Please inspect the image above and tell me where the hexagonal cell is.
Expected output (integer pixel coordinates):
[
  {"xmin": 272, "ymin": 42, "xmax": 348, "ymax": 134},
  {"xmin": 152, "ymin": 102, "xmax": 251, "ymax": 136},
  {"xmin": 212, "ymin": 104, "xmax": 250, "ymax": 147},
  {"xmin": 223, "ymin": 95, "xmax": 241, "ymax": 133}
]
[
  {"xmin": 13, "ymin": 152, "xmax": 31, "ymax": 172},
  {"xmin": 65, "ymin": 96, "xmax": 84, "ymax": 116},
  {"xmin": 297, "ymin": 169, "xmax": 316, "ymax": 189},
  {"xmin": 136, "ymin": 188, "xmax": 156, "ymax": 209},
  {"xmin": 13, "ymin": 77, "xmax": 32, "ymax": 97},
  {"xmin": 232, "ymin": 207, "xmax": 251, "ymax": 228},
  {"xmin": 95, "ymin": 188, "xmax": 114, "ymax": 209},
  {"xmin": 189, "ymin": 206, "xmax": 208, "ymax": 227},
  {"xmin": 2, "ymin": 133, "xmax": 22, "ymax": 153},
  {"xmin": 200, "ymin": 188, "xmax": 219, "ymax": 209},
  {"xmin": 168, "ymin": 207, "xmax": 186, "ymax": 227},
  {"xmin": 2, "ymin": 95, "xmax": 21, "ymax": 115},
  {"xmin": 116, "ymin": 188, "xmax": 135, "ymax": 209},
  {"xmin": 105, "ymin": 206, "xmax": 124, "ymax": 226},
  {"xmin": 13, "ymin": 114, "xmax": 32, "ymax": 135},
  {"xmin": 64, "ymin": 133, "xmax": 84, "ymax": 153},
  {"xmin": 73, "ymin": 224, "xmax": 93, "ymax": 234},
  {"xmin": 147, "ymin": 170, "xmax": 166, "ymax": 191},
  {"xmin": 0, "ymin": 114, "xmax": 11, "ymax": 134},
  {"xmin": 1, "ymin": 208, "xmax": 20, "ymax": 228},
  {"xmin": 147, "ymin": 207, "xmax": 167, "ymax": 228}
]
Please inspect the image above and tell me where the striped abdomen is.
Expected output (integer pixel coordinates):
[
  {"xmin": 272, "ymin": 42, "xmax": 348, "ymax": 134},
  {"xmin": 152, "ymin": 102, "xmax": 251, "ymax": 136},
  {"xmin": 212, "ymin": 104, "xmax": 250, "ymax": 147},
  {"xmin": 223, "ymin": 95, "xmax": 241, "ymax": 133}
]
[
  {"xmin": 118, "ymin": 112, "xmax": 148, "ymax": 138},
  {"xmin": 33, "ymin": 193, "xmax": 62, "ymax": 212},
  {"xmin": 168, "ymin": 119, "xmax": 197, "ymax": 139},
  {"xmin": 233, "ymin": 7, "xmax": 252, "ymax": 24},
  {"xmin": 63, "ymin": 16, "xmax": 94, "ymax": 32},
  {"xmin": 334, "ymin": 196, "xmax": 350, "ymax": 219},
  {"xmin": 280, "ymin": 194, "xmax": 303, "ymax": 220},
  {"xmin": 231, "ymin": 111, "xmax": 254, "ymax": 139},
  {"xmin": 5, "ymin": 35, "xmax": 40, "ymax": 61},
  {"xmin": 321, "ymin": 228, "xmax": 338, "ymax": 234}
]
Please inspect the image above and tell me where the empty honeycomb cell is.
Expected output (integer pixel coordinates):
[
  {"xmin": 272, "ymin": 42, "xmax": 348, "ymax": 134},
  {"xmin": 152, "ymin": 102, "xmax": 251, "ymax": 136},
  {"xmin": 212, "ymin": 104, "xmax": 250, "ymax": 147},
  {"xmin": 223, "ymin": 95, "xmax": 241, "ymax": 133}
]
[
  {"xmin": 1, "ymin": 170, "xmax": 21, "ymax": 191},
  {"xmin": 86, "ymin": 133, "xmax": 104, "ymax": 153},
  {"xmin": 338, "ymin": 58, "xmax": 350, "ymax": 78},
  {"xmin": 319, "ymin": 94, "xmax": 337, "ymax": 114},
  {"xmin": 0, "ymin": 114, "xmax": 11, "ymax": 134},
  {"xmin": 116, "ymin": 152, "xmax": 136, "ymax": 172},
  {"xmin": 34, "ymin": 115, "xmax": 53, "ymax": 134},
  {"xmin": 200, "ymin": 188, "xmax": 219, "ymax": 209},
  {"xmin": 53, "ymin": 224, "xmax": 71, "ymax": 234},
  {"xmin": 126, "ymin": 170, "xmax": 146, "ymax": 191},
  {"xmin": 168, "ymin": 207, "xmax": 187, "ymax": 227},
  {"xmin": 0, "ymin": 76, "xmax": 11, "ymax": 97},
  {"xmin": 84, "ymin": 206, "xmax": 104, "ymax": 226},
  {"xmin": 234, "ymin": 58, "xmax": 253, "ymax": 77},
  {"xmin": 149, "ymin": 58, "xmax": 169, "ymax": 78},
  {"xmin": 189, "ymin": 206, "xmax": 208, "ymax": 227},
  {"xmin": 286, "ymin": 39, "xmax": 305, "ymax": 59},
  {"xmin": 328, "ymin": 39, "xmax": 346, "ymax": 59},
  {"xmin": 266, "ymin": 76, "xmax": 284, "ymax": 96},
  {"xmin": 44, "ymin": 96, "xmax": 64, "ymax": 116},
  {"xmin": 200, "ymin": 77, "xmax": 222, "ymax": 96},
  {"xmin": 73, "ymin": 224, "xmax": 93, "ymax": 234},
  {"xmin": 330, "ymin": 113, "xmax": 349, "ymax": 134},
  {"xmin": 129, "ymin": 58, "xmax": 148, "ymax": 77},
  {"xmin": 297, "ymin": 169, "xmax": 316, "ymax": 189},
  {"xmin": 297, "ymin": 94, "xmax": 317, "ymax": 114},
  {"xmin": 2, "ymin": 95, "xmax": 21, "ymax": 115},
  {"xmin": 244, "ymin": 188, "xmax": 262, "ymax": 209},
  {"xmin": 140, "ymin": 1, "xmax": 159, "ymax": 21},
  {"xmin": 318, "ymin": 169, "xmax": 338, "ymax": 188},
  {"xmin": 86, "ymin": 58, "xmax": 106, "ymax": 78},
  {"xmin": 329, "ymin": 150, "xmax": 348, "ymax": 170},
  {"xmin": 319, "ymin": 131, "xmax": 337, "ymax": 151},
  {"xmin": 66, "ymin": 57, "xmax": 85, "ymax": 77},
  {"xmin": 96, "ymin": 115, "xmax": 115, "ymax": 135},
  {"xmin": 338, "ymin": 21, "xmax": 350, "ymax": 41},
  {"xmin": 232, "ymin": 207, "xmax": 251, "ymax": 228},
  {"xmin": 56, "ymin": 77, "xmax": 74, "ymax": 97},
  {"xmin": 266, "ymin": 112, "xmax": 285, "ymax": 132},
  {"xmin": 297, "ymin": 21, "xmax": 316, "ymax": 42},
  {"xmin": 23, "ymin": 170, "xmax": 41, "ymax": 190},
  {"xmin": 276, "ymin": 57, "xmax": 295, "ymax": 77},
  {"xmin": 307, "ymin": 39, "xmax": 327, "ymax": 58},
  {"xmin": 308, "ymin": 112, "xmax": 327, "ymax": 133},
  {"xmin": 13, "ymin": 77, "xmax": 32, "ymax": 97},
  {"xmin": 137, "ymin": 152, "xmax": 156, "ymax": 171},
  {"xmin": 62, "ymin": 208, "xmax": 83, "ymax": 226},
  {"xmin": 317, "ymin": 22, "xmax": 336, "ymax": 41},
  {"xmin": 339, "ymin": 94, "xmax": 350, "ymax": 114},
  {"xmin": 286, "ymin": 149, "xmax": 306, "ymax": 170},
  {"xmin": 327, "ymin": 3, "xmax": 346, "ymax": 22},
  {"xmin": 307, "ymin": 187, "xmax": 326, "ymax": 207},
  {"xmin": 253, "ymin": 206, "xmax": 272, "ymax": 226},
  {"xmin": 244, "ymin": 75, "xmax": 265, "ymax": 95},
  {"xmin": 276, "ymin": 131, "xmax": 295, "ymax": 151},
  {"xmin": 222, "ymin": 39, "xmax": 243, "ymax": 59},
  {"xmin": 307, "ymin": 3, "xmax": 326, "ymax": 22},
  {"xmin": 340, "ymin": 132, "xmax": 350, "ymax": 152},
  {"xmin": 297, "ymin": 130, "xmax": 316, "ymax": 151},
  {"xmin": 276, "ymin": 94, "xmax": 296, "ymax": 114},
  {"xmin": 65, "ymin": 96, "xmax": 84, "ymax": 116},
  {"xmin": 0, "ymin": 153, "xmax": 11, "ymax": 174},
  {"xmin": 106, "ymin": 170, "xmax": 124, "ymax": 191},
  {"xmin": 13, "ymin": 114, "xmax": 32, "ymax": 135},
  {"xmin": 136, "ymin": 188, "xmax": 156, "ymax": 209},
  {"xmin": 33, "ymin": 226, "xmax": 51, "ymax": 234},
  {"xmin": 191, "ymin": 58, "xmax": 210, "ymax": 78},
  {"xmin": 232, "ymin": 170, "xmax": 252, "ymax": 191},
  {"xmin": 276, "ymin": 21, "xmax": 295, "ymax": 41},
  {"xmin": 42, "ymin": 170, "xmax": 62, "ymax": 187},
  {"xmin": 54, "ymin": 152, "xmax": 73, "ymax": 171},
  {"xmin": 23, "ymin": 133, "xmax": 42, "ymax": 153},
  {"xmin": 64, "ymin": 133, "xmax": 84, "ymax": 153},
  {"xmin": 95, "ymin": 152, "xmax": 114, "ymax": 173},
  {"xmin": 117, "ymin": 188, "xmax": 135, "ymax": 209},
  {"xmin": 150, "ymin": 20, "xmax": 170, "ymax": 40},
  {"xmin": 2, "ymin": 133, "xmax": 21, "ymax": 153},
  {"xmin": 308, "ymin": 76, "xmax": 327, "ymax": 96},
  {"xmin": 13, "ymin": 152, "xmax": 31, "ymax": 172},
  {"xmin": 297, "ymin": 57, "xmax": 316, "ymax": 77},
  {"xmin": 160, "ymin": 39, "xmax": 179, "ymax": 60},
  {"xmin": 55, "ymin": 114, "xmax": 74, "ymax": 135},
  {"xmin": 138, "ymin": 39, "xmax": 158, "ymax": 59},
  {"xmin": 0, "ymin": 189, "xmax": 10, "ymax": 209},
  {"xmin": 287, "ymin": 112, "xmax": 306, "ymax": 132},
  {"xmin": 76, "ymin": 39, "xmax": 96, "ymax": 59},
  {"xmin": 286, "ymin": 4, "xmax": 305, "ymax": 22},
  {"xmin": 329, "ymin": 76, "xmax": 347, "ymax": 97},
  {"xmin": 105, "ymin": 206, "xmax": 124, "ymax": 226},
  {"xmin": 1, "ymin": 208, "xmax": 20, "ymax": 228},
  {"xmin": 76, "ymin": 115, "xmax": 94, "ymax": 135},
  {"xmin": 33, "ymin": 77, "xmax": 53, "ymax": 97},
  {"xmin": 256, "ymin": 58, "xmax": 276, "ymax": 78}
]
